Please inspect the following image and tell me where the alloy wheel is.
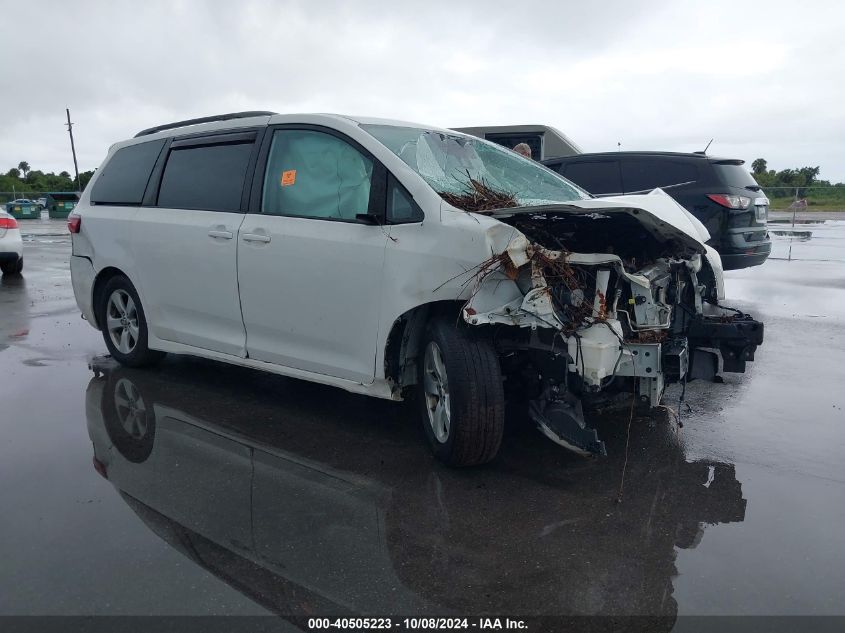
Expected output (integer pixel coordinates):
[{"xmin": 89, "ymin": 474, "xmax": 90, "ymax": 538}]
[
  {"xmin": 114, "ymin": 378, "xmax": 148, "ymax": 439},
  {"xmin": 423, "ymin": 341, "xmax": 451, "ymax": 443},
  {"xmin": 106, "ymin": 289, "xmax": 139, "ymax": 355}
]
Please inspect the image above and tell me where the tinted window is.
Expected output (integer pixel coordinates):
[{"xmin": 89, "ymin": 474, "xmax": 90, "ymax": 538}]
[
  {"xmin": 262, "ymin": 130, "xmax": 373, "ymax": 220},
  {"xmin": 711, "ymin": 163, "xmax": 760, "ymax": 189},
  {"xmin": 157, "ymin": 141, "xmax": 253, "ymax": 212},
  {"xmin": 484, "ymin": 133, "xmax": 542, "ymax": 160},
  {"xmin": 621, "ymin": 159, "xmax": 699, "ymax": 193},
  {"xmin": 562, "ymin": 161, "xmax": 622, "ymax": 195},
  {"xmin": 91, "ymin": 139, "xmax": 165, "ymax": 205},
  {"xmin": 387, "ymin": 176, "xmax": 423, "ymax": 223}
]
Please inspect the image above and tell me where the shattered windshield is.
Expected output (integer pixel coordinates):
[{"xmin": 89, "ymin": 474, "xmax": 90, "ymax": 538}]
[{"xmin": 362, "ymin": 125, "xmax": 590, "ymax": 209}]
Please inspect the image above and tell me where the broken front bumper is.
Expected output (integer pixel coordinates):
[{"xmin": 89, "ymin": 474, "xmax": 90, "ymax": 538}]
[
  {"xmin": 688, "ymin": 312, "xmax": 764, "ymax": 377},
  {"xmin": 528, "ymin": 312, "xmax": 764, "ymax": 457}
]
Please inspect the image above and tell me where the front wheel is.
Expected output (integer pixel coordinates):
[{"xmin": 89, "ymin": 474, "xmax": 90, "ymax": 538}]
[
  {"xmin": 418, "ymin": 319, "xmax": 505, "ymax": 467},
  {"xmin": 98, "ymin": 275, "xmax": 164, "ymax": 367}
]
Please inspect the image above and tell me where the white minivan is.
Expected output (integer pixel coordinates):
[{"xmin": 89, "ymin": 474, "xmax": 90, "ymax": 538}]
[{"xmin": 70, "ymin": 112, "xmax": 763, "ymax": 465}]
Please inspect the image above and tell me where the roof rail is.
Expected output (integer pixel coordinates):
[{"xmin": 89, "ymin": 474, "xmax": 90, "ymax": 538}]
[{"xmin": 134, "ymin": 111, "xmax": 278, "ymax": 138}]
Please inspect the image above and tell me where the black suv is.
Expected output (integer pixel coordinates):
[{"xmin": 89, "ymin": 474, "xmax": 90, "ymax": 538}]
[{"xmin": 543, "ymin": 152, "xmax": 771, "ymax": 270}]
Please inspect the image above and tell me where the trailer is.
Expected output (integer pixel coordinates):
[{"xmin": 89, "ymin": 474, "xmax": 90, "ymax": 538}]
[{"xmin": 451, "ymin": 124, "xmax": 581, "ymax": 160}]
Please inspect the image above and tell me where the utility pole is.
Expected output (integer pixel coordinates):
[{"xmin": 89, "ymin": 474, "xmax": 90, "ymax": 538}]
[{"xmin": 65, "ymin": 108, "xmax": 81, "ymax": 192}]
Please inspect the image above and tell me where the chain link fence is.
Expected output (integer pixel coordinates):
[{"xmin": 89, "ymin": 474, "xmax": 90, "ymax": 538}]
[{"xmin": 761, "ymin": 186, "xmax": 845, "ymax": 212}]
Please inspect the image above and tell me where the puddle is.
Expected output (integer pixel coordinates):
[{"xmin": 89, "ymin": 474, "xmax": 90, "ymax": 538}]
[
  {"xmin": 22, "ymin": 357, "xmax": 63, "ymax": 367},
  {"xmin": 23, "ymin": 236, "xmax": 71, "ymax": 243},
  {"xmin": 770, "ymin": 229, "xmax": 812, "ymax": 240},
  {"xmin": 768, "ymin": 219, "xmax": 826, "ymax": 225}
]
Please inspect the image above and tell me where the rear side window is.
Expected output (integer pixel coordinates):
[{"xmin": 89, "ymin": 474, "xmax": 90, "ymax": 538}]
[
  {"xmin": 261, "ymin": 129, "xmax": 373, "ymax": 220},
  {"xmin": 91, "ymin": 139, "xmax": 165, "ymax": 205},
  {"xmin": 562, "ymin": 161, "xmax": 622, "ymax": 195},
  {"xmin": 711, "ymin": 163, "xmax": 760, "ymax": 189},
  {"xmin": 621, "ymin": 159, "xmax": 698, "ymax": 193},
  {"xmin": 157, "ymin": 141, "xmax": 253, "ymax": 212}
]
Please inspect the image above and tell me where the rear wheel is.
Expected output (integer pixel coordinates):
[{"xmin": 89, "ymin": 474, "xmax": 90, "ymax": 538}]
[
  {"xmin": 98, "ymin": 275, "xmax": 164, "ymax": 367},
  {"xmin": 418, "ymin": 318, "xmax": 505, "ymax": 466},
  {"xmin": 0, "ymin": 256, "xmax": 23, "ymax": 275}
]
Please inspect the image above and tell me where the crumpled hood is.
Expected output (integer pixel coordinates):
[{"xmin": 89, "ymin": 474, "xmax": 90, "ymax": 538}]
[{"xmin": 488, "ymin": 188, "xmax": 710, "ymax": 253}]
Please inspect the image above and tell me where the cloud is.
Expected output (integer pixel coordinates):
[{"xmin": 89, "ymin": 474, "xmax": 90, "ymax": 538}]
[{"xmin": 1, "ymin": 0, "xmax": 842, "ymax": 181}]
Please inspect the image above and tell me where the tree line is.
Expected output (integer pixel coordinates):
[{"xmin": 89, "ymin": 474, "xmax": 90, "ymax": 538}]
[
  {"xmin": 750, "ymin": 158, "xmax": 843, "ymax": 194},
  {"xmin": 0, "ymin": 161, "xmax": 94, "ymax": 195}
]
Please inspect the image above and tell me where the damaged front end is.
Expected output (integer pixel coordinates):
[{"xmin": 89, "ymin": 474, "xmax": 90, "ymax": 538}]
[{"xmin": 462, "ymin": 201, "xmax": 764, "ymax": 457}]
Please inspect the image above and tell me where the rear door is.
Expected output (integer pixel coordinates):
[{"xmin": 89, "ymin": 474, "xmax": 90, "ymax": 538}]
[
  {"xmin": 620, "ymin": 158, "xmax": 698, "ymax": 194},
  {"xmin": 130, "ymin": 131, "xmax": 261, "ymax": 357},
  {"xmin": 237, "ymin": 126, "xmax": 388, "ymax": 383}
]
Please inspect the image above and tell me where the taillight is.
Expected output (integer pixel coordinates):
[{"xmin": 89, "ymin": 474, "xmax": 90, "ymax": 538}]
[
  {"xmin": 67, "ymin": 214, "xmax": 81, "ymax": 234},
  {"xmin": 0, "ymin": 216, "xmax": 18, "ymax": 229},
  {"xmin": 707, "ymin": 194, "xmax": 752, "ymax": 210}
]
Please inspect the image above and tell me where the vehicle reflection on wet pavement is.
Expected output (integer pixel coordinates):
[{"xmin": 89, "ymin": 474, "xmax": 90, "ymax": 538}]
[{"xmin": 83, "ymin": 355, "xmax": 746, "ymax": 621}]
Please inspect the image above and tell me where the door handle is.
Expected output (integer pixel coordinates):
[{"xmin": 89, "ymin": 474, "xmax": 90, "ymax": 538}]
[
  {"xmin": 208, "ymin": 230, "xmax": 234, "ymax": 240},
  {"xmin": 242, "ymin": 233, "xmax": 271, "ymax": 243}
]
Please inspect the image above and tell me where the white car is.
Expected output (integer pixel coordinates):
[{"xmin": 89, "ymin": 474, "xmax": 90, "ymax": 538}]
[
  {"xmin": 0, "ymin": 210, "xmax": 23, "ymax": 275},
  {"xmin": 69, "ymin": 112, "xmax": 764, "ymax": 465}
]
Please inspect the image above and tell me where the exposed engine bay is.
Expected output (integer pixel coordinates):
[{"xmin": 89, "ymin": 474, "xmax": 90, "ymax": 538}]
[{"xmin": 462, "ymin": 207, "xmax": 764, "ymax": 457}]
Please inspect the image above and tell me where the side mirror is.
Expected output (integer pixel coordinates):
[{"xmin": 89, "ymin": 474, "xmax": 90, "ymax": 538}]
[{"xmin": 355, "ymin": 213, "xmax": 382, "ymax": 226}]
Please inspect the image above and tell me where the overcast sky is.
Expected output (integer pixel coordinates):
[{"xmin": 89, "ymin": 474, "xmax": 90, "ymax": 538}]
[{"xmin": 1, "ymin": 0, "xmax": 843, "ymax": 182}]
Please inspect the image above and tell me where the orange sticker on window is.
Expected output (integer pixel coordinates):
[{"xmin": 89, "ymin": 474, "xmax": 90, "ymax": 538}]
[{"xmin": 281, "ymin": 170, "xmax": 296, "ymax": 186}]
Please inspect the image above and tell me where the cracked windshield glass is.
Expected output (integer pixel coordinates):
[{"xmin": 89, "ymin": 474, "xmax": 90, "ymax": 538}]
[{"xmin": 363, "ymin": 124, "xmax": 589, "ymax": 208}]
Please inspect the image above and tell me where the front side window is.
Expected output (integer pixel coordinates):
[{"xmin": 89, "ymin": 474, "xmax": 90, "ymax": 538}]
[
  {"xmin": 362, "ymin": 125, "xmax": 588, "ymax": 209},
  {"xmin": 262, "ymin": 130, "xmax": 373, "ymax": 220},
  {"xmin": 387, "ymin": 176, "xmax": 424, "ymax": 223},
  {"xmin": 157, "ymin": 141, "xmax": 253, "ymax": 212}
]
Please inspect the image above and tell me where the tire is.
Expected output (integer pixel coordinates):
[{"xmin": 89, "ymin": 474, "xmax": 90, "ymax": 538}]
[
  {"xmin": 98, "ymin": 275, "xmax": 164, "ymax": 367},
  {"xmin": 418, "ymin": 318, "xmax": 505, "ymax": 466},
  {"xmin": 0, "ymin": 256, "xmax": 23, "ymax": 275}
]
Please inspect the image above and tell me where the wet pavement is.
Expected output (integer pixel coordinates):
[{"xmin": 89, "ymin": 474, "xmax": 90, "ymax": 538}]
[{"xmin": 1, "ymin": 219, "xmax": 844, "ymax": 628}]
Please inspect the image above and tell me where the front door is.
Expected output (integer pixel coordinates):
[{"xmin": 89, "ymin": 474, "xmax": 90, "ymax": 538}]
[{"xmin": 237, "ymin": 127, "xmax": 387, "ymax": 383}]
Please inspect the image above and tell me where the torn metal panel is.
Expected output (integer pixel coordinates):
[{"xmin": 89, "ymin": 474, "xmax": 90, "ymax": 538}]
[{"xmin": 529, "ymin": 390, "xmax": 606, "ymax": 457}]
